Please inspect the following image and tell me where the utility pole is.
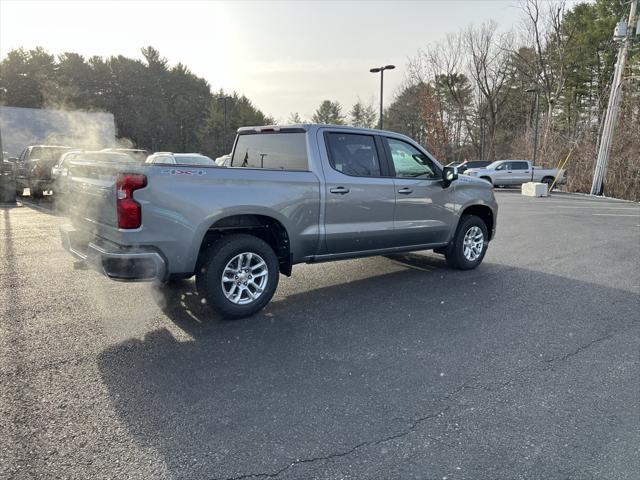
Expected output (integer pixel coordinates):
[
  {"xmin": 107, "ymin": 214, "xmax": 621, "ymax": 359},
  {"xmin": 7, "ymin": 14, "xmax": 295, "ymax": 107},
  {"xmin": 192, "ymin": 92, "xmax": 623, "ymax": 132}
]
[{"xmin": 591, "ymin": 0, "xmax": 637, "ymax": 195}]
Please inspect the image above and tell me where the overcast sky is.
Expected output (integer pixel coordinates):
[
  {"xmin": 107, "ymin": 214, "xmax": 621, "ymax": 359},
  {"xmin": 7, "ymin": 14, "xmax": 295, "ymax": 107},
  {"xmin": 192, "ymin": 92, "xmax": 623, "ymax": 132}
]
[{"xmin": 2, "ymin": 0, "xmax": 536, "ymax": 121}]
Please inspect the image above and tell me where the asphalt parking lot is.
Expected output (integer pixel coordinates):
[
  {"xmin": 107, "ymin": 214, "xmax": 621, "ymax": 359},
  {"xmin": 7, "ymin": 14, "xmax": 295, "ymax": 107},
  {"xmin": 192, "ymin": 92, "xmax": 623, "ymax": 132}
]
[{"xmin": 1, "ymin": 191, "xmax": 639, "ymax": 480}]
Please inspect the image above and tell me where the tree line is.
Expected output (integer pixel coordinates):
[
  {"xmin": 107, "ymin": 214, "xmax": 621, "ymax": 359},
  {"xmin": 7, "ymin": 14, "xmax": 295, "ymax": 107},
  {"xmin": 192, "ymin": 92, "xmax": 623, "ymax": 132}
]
[{"xmin": 0, "ymin": 46, "xmax": 272, "ymax": 158}]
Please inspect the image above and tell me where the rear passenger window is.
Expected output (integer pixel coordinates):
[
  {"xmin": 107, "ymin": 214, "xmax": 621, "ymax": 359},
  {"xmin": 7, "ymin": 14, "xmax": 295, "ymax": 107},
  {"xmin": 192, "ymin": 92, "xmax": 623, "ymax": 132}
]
[
  {"xmin": 326, "ymin": 133, "xmax": 381, "ymax": 177},
  {"xmin": 513, "ymin": 161, "xmax": 529, "ymax": 170},
  {"xmin": 231, "ymin": 133, "xmax": 308, "ymax": 170}
]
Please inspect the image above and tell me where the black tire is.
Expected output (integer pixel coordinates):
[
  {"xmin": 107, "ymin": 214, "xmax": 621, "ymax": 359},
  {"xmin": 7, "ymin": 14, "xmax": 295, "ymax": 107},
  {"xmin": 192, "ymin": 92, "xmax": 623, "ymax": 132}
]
[
  {"xmin": 196, "ymin": 234, "xmax": 279, "ymax": 319},
  {"xmin": 444, "ymin": 214, "xmax": 489, "ymax": 270},
  {"xmin": 541, "ymin": 176, "xmax": 554, "ymax": 188}
]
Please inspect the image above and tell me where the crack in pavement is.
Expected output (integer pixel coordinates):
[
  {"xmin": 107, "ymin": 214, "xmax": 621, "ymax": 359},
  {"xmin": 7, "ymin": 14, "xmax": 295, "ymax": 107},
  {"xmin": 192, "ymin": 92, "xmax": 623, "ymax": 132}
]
[
  {"xmin": 541, "ymin": 332, "xmax": 617, "ymax": 367},
  {"xmin": 216, "ymin": 407, "xmax": 451, "ymax": 480},
  {"xmin": 217, "ymin": 323, "xmax": 638, "ymax": 480}
]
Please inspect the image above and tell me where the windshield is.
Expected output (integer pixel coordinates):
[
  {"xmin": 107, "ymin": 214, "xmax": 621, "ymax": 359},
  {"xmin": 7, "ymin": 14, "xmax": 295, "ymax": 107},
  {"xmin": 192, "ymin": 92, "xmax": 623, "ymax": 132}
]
[
  {"xmin": 485, "ymin": 161, "xmax": 502, "ymax": 169},
  {"xmin": 31, "ymin": 147, "xmax": 71, "ymax": 161},
  {"xmin": 174, "ymin": 155, "xmax": 215, "ymax": 166},
  {"xmin": 80, "ymin": 152, "xmax": 136, "ymax": 163},
  {"xmin": 60, "ymin": 152, "xmax": 81, "ymax": 166}
]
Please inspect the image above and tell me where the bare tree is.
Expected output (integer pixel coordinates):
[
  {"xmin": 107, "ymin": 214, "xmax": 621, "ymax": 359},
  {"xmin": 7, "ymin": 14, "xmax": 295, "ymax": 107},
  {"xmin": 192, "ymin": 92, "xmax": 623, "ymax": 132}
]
[
  {"xmin": 408, "ymin": 32, "xmax": 477, "ymax": 160},
  {"xmin": 464, "ymin": 21, "xmax": 514, "ymax": 160},
  {"xmin": 516, "ymin": 0, "xmax": 573, "ymax": 143}
]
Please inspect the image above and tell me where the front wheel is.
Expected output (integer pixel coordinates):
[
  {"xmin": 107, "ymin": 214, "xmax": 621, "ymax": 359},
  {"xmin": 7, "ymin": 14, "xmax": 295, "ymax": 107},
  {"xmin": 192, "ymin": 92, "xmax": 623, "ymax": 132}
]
[
  {"xmin": 196, "ymin": 234, "xmax": 279, "ymax": 319},
  {"xmin": 444, "ymin": 215, "xmax": 489, "ymax": 270}
]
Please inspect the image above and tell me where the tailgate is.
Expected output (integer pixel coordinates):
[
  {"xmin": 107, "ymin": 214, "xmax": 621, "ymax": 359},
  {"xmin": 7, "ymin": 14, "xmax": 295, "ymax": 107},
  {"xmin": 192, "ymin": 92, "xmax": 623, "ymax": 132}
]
[
  {"xmin": 28, "ymin": 158, "xmax": 58, "ymax": 182},
  {"xmin": 67, "ymin": 160, "xmax": 142, "ymax": 230}
]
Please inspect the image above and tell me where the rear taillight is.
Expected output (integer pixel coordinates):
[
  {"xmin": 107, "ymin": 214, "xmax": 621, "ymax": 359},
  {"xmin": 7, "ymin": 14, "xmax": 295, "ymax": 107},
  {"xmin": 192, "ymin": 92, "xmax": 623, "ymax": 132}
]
[{"xmin": 116, "ymin": 174, "xmax": 147, "ymax": 229}]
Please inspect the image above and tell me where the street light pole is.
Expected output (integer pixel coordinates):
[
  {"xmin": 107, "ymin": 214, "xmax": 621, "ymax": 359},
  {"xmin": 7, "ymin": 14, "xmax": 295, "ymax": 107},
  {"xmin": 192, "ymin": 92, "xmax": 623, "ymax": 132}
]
[
  {"xmin": 370, "ymin": 65, "xmax": 395, "ymax": 129},
  {"xmin": 526, "ymin": 87, "xmax": 540, "ymax": 182}
]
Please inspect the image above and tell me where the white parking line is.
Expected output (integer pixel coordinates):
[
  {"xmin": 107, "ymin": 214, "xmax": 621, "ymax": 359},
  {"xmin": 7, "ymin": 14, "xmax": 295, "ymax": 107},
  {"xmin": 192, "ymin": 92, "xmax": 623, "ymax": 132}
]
[
  {"xmin": 504, "ymin": 199, "xmax": 635, "ymax": 207},
  {"xmin": 555, "ymin": 206, "xmax": 639, "ymax": 210},
  {"xmin": 518, "ymin": 198, "xmax": 634, "ymax": 205},
  {"xmin": 592, "ymin": 213, "xmax": 640, "ymax": 217}
]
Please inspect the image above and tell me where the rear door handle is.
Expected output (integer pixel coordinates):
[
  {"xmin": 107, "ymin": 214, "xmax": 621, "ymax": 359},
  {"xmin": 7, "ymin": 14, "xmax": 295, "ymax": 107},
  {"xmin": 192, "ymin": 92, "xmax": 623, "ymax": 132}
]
[
  {"xmin": 330, "ymin": 186, "xmax": 350, "ymax": 194},
  {"xmin": 397, "ymin": 187, "xmax": 413, "ymax": 194}
]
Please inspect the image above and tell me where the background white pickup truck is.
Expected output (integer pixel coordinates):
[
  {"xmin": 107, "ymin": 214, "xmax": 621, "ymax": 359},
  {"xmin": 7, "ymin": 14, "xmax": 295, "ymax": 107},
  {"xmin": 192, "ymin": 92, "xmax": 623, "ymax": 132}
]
[{"xmin": 463, "ymin": 160, "xmax": 566, "ymax": 187}]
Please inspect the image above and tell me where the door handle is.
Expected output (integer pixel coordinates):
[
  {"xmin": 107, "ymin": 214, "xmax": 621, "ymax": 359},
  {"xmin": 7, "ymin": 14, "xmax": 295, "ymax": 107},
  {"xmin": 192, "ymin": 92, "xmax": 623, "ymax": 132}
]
[
  {"xmin": 397, "ymin": 187, "xmax": 413, "ymax": 194},
  {"xmin": 330, "ymin": 186, "xmax": 350, "ymax": 194}
]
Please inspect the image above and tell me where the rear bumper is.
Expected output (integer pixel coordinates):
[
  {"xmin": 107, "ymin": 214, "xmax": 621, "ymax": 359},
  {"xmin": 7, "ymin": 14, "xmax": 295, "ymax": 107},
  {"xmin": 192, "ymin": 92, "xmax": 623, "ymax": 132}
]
[{"xmin": 60, "ymin": 224, "xmax": 166, "ymax": 282}]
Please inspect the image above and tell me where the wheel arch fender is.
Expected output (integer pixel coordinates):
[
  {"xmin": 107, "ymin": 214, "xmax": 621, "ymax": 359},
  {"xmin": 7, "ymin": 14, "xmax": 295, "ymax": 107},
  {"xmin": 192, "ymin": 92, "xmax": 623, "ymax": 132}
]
[
  {"xmin": 188, "ymin": 207, "xmax": 294, "ymax": 276},
  {"xmin": 454, "ymin": 201, "xmax": 497, "ymax": 242}
]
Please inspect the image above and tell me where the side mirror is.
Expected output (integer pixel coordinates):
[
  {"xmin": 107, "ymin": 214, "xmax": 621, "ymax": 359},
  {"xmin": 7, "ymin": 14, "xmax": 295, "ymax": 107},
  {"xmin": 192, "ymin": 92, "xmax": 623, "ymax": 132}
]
[{"xmin": 442, "ymin": 166, "xmax": 458, "ymax": 188}]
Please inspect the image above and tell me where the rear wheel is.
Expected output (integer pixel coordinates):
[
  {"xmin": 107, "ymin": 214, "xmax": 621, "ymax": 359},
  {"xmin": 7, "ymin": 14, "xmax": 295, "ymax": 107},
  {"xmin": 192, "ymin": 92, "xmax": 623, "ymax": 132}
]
[
  {"xmin": 444, "ymin": 215, "xmax": 489, "ymax": 270},
  {"xmin": 541, "ymin": 176, "xmax": 554, "ymax": 188},
  {"xmin": 196, "ymin": 234, "xmax": 279, "ymax": 319}
]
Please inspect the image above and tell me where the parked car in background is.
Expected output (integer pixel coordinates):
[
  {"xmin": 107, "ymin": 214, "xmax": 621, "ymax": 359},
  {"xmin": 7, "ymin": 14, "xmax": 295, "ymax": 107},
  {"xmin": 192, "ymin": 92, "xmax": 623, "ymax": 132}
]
[
  {"xmin": 464, "ymin": 160, "xmax": 566, "ymax": 187},
  {"xmin": 100, "ymin": 148, "xmax": 149, "ymax": 163},
  {"xmin": 447, "ymin": 160, "xmax": 491, "ymax": 171},
  {"xmin": 14, "ymin": 145, "xmax": 73, "ymax": 198},
  {"xmin": 1, "ymin": 154, "xmax": 16, "ymax": 177},
  {"xmin": 145, "ymin": 152, "xmax": 215, "ymax": 166},
  {"xmin": 51, "ymin": 150, "xmax": 83, "ymax": 196},
  {"xmin": 1, "ymin": 152, "xmax": 16, "ymax": 176},
  {"xmin": 54, "ymin": 151, "xmax": 135, "ymax": 196},
  {"xmin": 60, "ymin": 124, "xmax": 497, "ymax": 319},
  {"xmin": 453, "ymin": 160, "xmax": 492, "ymax": 174}
]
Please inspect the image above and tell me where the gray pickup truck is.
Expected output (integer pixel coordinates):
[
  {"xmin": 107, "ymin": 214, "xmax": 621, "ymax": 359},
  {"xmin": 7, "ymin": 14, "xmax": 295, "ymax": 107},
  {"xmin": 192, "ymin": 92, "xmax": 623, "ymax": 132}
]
[{"xmin": 60, "ymin": 124, "xmax": 498, "ymax": 318}]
